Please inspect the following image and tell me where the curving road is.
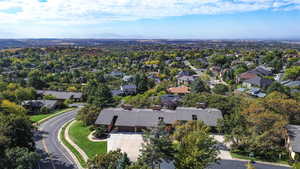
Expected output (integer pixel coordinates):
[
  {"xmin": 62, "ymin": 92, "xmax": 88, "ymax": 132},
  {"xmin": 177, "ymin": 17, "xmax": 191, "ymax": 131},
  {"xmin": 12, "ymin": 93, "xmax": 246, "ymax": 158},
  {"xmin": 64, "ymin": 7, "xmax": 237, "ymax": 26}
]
[{"xmin": 34, "ymin": 108, "xmax": 80, "ymax": 169}]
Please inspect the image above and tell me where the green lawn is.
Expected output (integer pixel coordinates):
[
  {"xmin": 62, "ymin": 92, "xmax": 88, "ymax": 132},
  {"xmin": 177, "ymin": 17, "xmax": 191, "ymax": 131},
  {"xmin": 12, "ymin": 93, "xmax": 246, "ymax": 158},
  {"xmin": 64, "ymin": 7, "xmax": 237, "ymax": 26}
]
[
  {"xmin": 69, "ymin": 121, "xmax": 107, "ymax": 158},
  {"xmin": 60, "ymin": 121, "xmax": 87, "ymax": 168},
  {"xmin": 230, "ymin": 152, "xmax": 290, "ymax": 165},
  {"xmin": 30, "ymin": 108, "xmax": 73, "ymax": 123}
]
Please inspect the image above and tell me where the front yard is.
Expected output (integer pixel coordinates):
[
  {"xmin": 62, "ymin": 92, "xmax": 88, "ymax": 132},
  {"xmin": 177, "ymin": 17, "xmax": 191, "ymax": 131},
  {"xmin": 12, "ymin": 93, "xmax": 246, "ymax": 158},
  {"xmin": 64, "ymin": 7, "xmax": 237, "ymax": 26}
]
[{"xmin": 69, "ymin": 121, "xmax": 107, "ymax": 158}]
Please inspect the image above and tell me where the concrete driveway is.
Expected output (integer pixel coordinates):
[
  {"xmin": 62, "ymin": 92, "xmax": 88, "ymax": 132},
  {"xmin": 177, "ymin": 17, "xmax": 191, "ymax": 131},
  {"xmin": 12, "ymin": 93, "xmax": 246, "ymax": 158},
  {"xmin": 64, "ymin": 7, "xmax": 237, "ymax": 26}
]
[{"xmin": 107, "ymin": 133, "xmax": 144, "ymax": 161}]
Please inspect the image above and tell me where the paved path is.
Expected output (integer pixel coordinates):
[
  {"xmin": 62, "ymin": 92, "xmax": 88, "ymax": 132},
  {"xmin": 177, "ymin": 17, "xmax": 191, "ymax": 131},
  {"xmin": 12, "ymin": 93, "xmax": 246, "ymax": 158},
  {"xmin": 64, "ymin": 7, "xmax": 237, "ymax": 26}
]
[{"xmin": 34, "ymin": 108, "xmax": 80, "ymax": 169}]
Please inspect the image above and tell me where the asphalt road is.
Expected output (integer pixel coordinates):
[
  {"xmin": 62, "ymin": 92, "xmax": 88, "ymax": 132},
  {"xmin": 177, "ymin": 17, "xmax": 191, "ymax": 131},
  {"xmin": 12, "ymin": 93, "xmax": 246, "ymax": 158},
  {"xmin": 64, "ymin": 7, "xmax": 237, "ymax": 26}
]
[{"xmin": 34, "ymin": 108, "xmax": 80, "ymax": 169}]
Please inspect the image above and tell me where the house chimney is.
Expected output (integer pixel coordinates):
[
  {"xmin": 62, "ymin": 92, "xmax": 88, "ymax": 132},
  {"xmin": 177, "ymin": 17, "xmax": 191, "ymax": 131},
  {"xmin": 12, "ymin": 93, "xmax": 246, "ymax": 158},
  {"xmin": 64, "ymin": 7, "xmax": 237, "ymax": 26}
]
[{"xmin": 121, "ymin": 104, "xmax": 133, "ymax": 110}]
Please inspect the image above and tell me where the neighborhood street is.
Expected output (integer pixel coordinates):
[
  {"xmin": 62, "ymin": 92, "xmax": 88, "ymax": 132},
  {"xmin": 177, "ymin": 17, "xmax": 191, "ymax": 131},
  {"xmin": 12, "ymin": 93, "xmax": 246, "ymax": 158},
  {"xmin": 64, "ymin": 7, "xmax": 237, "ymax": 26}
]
[{"xmin": 34, "ymin": 108, "xmax": 80, "ymax": 169}]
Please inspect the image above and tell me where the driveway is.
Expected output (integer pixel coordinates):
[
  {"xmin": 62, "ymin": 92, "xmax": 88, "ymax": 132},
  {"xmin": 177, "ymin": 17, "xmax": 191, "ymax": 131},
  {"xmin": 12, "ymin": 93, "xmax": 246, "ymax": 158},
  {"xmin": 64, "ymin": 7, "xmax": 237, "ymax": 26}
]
[{"xmin": 107, "ymin": 133, "xmax": 144, "ymax": 161}]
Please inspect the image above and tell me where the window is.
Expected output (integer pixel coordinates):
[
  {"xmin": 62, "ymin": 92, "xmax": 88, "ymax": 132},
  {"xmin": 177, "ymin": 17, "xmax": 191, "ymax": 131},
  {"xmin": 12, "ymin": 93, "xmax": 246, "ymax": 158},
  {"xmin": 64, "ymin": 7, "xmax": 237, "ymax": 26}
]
[
  {"xmin": 158, "ymin": 117, "xmax": 164, "ymax": 121},
  {"xmin": 192, "ymin": 114, "xmax": 197, "ymax": 120}
]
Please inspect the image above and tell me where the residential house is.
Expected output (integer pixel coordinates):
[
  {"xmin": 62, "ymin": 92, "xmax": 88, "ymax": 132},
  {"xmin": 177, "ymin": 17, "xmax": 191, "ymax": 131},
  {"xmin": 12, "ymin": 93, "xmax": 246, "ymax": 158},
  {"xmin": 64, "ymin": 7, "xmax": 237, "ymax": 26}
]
[
  {"xmin": 22, "ymin": 100, "xmax": 58, "ymax": 114},
  {"xmin": 167, "ymin": 86, "xmax": 190, "ymax": 95},
  {"xmin": 95, "ymin": 107, "xmax": 223, "ymax": 132},
  {"xmin": 120, "ymin": 84, "xmax": 137, "ymax": 95},
  {"xmin": 242, "ymin": 76, "xmax": 273, "ymax": 89},
  {"xmin": 286, "ymin": 125, "xmax": 300, "ymax": 160},
  {"xmin": 122, "ymin": 75, "xmax": 134, "ymax": 82},
  {"xmin": 237, "ymin": 72, "xmax": 258, "ymax": 83},
  {"xmin": 283, "ymin": 81, "xmax": 300, "ymax": 88},
  {"xmin": 177, "ymin": 75, "xmax": 195, "ymax": 85},
  {"xmin": 36, "ymin": 90, "xmax": 83, "ymax": 102},
  {"xmin": 160, "ymin": 94, "xmax": 181, "ymax": 109},
  {"xmin": 249, "ymin": 66, "xmax": 273, "ymax": 77}
]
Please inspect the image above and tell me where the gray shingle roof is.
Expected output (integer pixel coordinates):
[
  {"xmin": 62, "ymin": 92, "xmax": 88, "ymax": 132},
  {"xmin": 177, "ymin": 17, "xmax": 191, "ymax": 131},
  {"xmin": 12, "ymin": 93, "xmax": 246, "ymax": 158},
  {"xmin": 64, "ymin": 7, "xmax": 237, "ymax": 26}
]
[
  {"xmin": 244, "ymin": 76, "xmax": 273, "ymax": 88},
  {"xmin": 22, "ymin": 100, "xmax": 58, "ymax": 109},
  {"xmin": 37, "ymin": 90, "xmax": 82, "ymax": 100},
  {"xmin": 286, "ymin": 125, "xmax": 300, "ymax": 153},
  {"xmin": 95, "ymin": 107, "xmax": 223, "ymax": 127}
]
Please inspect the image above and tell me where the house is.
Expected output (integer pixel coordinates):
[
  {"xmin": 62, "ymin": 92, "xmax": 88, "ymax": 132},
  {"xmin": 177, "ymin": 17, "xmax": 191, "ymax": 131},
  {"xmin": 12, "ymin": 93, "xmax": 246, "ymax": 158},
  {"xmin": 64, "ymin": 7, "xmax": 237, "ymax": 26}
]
[
  {"xmin": 109, "ymin": 71, "xmax": 124, "ymax": 77},
  {"xmin": 120, "ymin": 84, "xmax": 137, "ymax": 95},
  {"xmin": 160, "ymin": 94, "xmax": 181, "ymax": 109},
  {"xmin": 249, "ymin": 66, "xmax": 273, "ymax": 77},
  {"xmin": 167, "ymin": 86, "xmax": 190, "ymax": 95},
  {"xmin": 286, "ymin": 125, "xmax": 300, "ymax": 160},
  {"xmin": 247, "ymin": 88, "xmax": 266, "ymax": 98},
  {"xmin": 177, "ymin": 75, "xmax": 195, "ymax": 85},
  {"xmin": 22, "ymin": 100, "xmax": 58, "ymax": 113},
  {"xmin": 36, "ymin": 90, "xmax": 83, "ymax": 102},
  {"xmin": 95, "ymin": 107, "xmax": 223, "ymax": 132},
  {"xmin": 238, "ymin": 72, "xmax": 258, "ymax": 83},
  {"xmin": 242, "ymin": 76, "xmax": 273, "ymax": 89},
  {"xmin": 176, "ymin": 70, "xmax": 193, "ymax": 78},
  {"xmin": 283, "ymin": 81, "xmax": 300, "ymax": 88},
  {"xmin": 122, "ymin": 75, "xmax": 134, "ymax": 82}
]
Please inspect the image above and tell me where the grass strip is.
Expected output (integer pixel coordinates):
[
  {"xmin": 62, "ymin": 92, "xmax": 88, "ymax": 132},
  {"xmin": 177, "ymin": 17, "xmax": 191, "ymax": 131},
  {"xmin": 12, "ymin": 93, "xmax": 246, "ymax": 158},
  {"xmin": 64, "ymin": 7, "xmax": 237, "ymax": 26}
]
[
  {"xmin": 230, "ymin": 152, "xmax": 289, "ymax": 165},
  {"xmin": 60, "ymin": 121, "xmax": 88, "ymax": 168},
  {"xmin": 30, "ymin": 108, "xmax": 74, "ymax": 123}
]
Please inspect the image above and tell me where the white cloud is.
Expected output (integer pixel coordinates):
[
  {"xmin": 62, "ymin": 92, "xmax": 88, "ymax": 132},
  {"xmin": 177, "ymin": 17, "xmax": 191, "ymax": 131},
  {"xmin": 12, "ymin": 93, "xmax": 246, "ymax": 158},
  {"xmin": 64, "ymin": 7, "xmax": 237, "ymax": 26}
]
[{"xmin": 0, "ymin": 0, "xmax": 299, "ymax": 24}]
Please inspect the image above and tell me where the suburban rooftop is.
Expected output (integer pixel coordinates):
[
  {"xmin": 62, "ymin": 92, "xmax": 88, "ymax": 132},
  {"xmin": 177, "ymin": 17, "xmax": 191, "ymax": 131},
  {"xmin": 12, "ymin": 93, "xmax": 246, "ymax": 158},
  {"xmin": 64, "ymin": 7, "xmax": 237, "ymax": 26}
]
[{"xmin": 95, "ymin": 107, "xmax": 223, "ymax": 127}]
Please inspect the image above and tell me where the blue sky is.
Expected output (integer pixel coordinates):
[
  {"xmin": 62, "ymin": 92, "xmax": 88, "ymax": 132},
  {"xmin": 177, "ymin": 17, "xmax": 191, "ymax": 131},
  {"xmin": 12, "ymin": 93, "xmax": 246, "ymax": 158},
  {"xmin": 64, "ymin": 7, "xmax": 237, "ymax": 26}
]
[{"xmin": 0, "ymin": 0, "xmax": 300, "ymax": 39}]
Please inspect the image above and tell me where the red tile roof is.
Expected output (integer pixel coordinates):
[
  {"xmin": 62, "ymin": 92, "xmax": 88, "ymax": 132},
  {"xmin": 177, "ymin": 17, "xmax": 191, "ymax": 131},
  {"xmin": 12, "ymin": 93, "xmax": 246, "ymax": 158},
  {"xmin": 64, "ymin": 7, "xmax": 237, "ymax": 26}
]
[{"xmin": 167, "ymin": 86, "xmax": 190, "ymax": 94}]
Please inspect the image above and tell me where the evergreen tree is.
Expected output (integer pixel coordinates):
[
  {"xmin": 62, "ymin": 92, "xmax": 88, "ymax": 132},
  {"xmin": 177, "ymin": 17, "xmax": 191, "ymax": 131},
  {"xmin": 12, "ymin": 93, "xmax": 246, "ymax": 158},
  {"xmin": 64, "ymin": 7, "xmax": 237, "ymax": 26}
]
[{"xmin": 138, "ymin": 121, "xmax": 176, "ymax": 169}]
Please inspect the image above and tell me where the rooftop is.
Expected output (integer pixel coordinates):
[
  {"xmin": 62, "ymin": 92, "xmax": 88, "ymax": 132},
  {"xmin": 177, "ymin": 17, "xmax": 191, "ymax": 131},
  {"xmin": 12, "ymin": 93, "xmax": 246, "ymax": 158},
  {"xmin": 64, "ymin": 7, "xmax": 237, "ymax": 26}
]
[
  {"xmin": 95, "ymin": 107, "xmax": 223, "ymax": 127},
  {"xmin": 37, "ymin": 90, "xmax": 82, "ymax": 100}
]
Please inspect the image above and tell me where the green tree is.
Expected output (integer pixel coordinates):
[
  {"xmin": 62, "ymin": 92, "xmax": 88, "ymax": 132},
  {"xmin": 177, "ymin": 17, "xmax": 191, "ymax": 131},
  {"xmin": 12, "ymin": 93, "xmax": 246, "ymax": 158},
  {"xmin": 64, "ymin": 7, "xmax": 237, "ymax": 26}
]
[
  {"xmin": 191, "ymin": 78, "xmax": 209, "ymax": 93},
  {"xmin": 266, "ymin": 82, "xmax": 290, "ymax": 95},
  {"xmin": 27, "ymin": 70, "xmax": 48, "ymax": 89},
  {"xmin": 284, "ymin": 66, "xmax": 300, "ymax": 80},
  {"xmin": 174, "ymin": 122, "xmax": 219, "ymax": 169},
  {"xmin": 212, "ymin": 84, "xmax": 229, "ymax": 95},
  {"xmin": 88, "ymin": 149, "xmax": 126, "ymax": 169},
  {"xmin": 138, "ymin": 121, "xmax": 176, "ymax": 169},
  {"xmin": 76, "ymin": 105, "xmax": 102, "ymax": 126},
  {"xmin": 86, "ymin": 80, "xmax": 114, "ymax": 108},
  {"xmin": 246, "ymin": 162, "xmax": 256, "ymax": 169},
  {"xmin": 4, "ymin": 147, "xmax": 40, "ymax": 169}
]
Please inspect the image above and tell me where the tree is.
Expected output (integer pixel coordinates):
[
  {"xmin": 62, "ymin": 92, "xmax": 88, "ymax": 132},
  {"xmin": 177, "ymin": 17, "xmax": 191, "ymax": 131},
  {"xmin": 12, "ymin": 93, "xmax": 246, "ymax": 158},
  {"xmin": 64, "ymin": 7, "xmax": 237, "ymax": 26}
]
[
  {"xmin": 284, "ymin": 66, "xmax": 300, "ymax": 80},
  {"xmin": 88, "ymin": 149, "xmax": 128, "ymax": 169},
  {"xmin": 93, "ymin": 125, "xmax": 107, "ymax": 138},
  {"xmin": 246, "ymin": 162, "xmax": 256, "ymax": 169},
  {"xmin": 125, "ymin": 163, "xmax": 151, "ymax": 169},
  {"xmin": 135, "ymin": 73, "xmax": 153, "ymax": 93},
  {"xmin": 212, "ymin": 84, "xmax": 229, "ymax": 95},
  {"xmin": 0, "ymin": 114, "xmax": 35, "ymax": 151},
  {"xmin": 138, "ymin": 121, "xmax": 176, "ymax": 169},
  {"xmin": 191, "ymin": 78, "xmax": 209, "ymax": 93},
  {"xmin": 173, "ymin": 122, "xmax": 219, "ymax": 169},
  {"xmin": 116, "ymin": 153, "xmax": 131, "ymax": 169},
  {"xmin": 266, "ymin": 82, "xmax": 289, "ymax": 95},
  {"xmin": 27, "ymin": 70, "xmax": 48, "ymax": 89},
  {"xmin": 86, "ymin": 80, "xmax": 114, "ymax": 108},
  {"xmin": 76, "ymin": 105, "xmax": 102, "ymax": 126},
  {"xmin": 4, "ymin": 147, "xmax": 40, "ymax": 169}
]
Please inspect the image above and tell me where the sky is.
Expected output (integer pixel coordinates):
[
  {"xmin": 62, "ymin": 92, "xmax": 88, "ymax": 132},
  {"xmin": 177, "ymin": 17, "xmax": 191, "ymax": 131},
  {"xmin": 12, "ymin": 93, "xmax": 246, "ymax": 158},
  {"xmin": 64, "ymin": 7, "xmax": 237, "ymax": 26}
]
[{"xmin": 0, "ymin": 0, "xmax": 300, "ymax": 39}]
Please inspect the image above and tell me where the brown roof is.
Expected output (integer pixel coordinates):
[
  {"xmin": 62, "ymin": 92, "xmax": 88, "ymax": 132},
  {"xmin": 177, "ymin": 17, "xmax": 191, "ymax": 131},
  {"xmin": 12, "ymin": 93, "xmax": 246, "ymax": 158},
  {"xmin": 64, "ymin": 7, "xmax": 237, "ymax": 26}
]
[
  {"xmin": 167, "ymin": 86, "xmax": 190, "ymax": 94},
  {"xmin": 239, "ymin": 72, "xmax": 257, "ymax": 80}
]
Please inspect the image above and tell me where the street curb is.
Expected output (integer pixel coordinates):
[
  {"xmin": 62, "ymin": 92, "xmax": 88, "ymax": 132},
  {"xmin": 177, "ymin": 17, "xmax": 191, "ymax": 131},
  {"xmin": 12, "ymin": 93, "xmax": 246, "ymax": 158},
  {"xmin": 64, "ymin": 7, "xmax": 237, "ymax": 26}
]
[
  {"xmin": 58, "ymin": 120, "xmax": 85, "ymax": 169},
  {"xmin": 66, "ymin": 120, "xmax": 89, "ymax": 162}
]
